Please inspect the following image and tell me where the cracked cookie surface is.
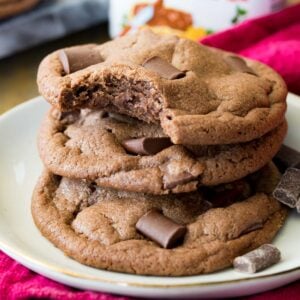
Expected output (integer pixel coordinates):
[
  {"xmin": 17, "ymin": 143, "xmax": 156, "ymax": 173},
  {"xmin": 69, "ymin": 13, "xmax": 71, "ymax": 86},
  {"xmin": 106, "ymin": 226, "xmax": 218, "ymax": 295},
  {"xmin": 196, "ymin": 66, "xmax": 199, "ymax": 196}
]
[
  {"xmin": 38, "ymin": 108, "xmax": 287, "ymax": 194},
  {"xmin": 37, "ymin": 30, "xmax": 287, "ymax": 145},
  {"xmin": 31, "ymin": 163, "xmax": 287, "ymax": 276}
]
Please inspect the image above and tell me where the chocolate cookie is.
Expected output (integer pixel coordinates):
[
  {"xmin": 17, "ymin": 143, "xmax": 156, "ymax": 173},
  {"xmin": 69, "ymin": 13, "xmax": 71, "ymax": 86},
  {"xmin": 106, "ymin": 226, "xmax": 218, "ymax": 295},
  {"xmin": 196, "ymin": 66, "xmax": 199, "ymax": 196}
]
[
  {"xmin": 38, "ymin": 108, "xmax": 287, "ymax": 194},
  {"xmin": 0, "ymin": 0, "xmax": 39, "ymax": 19},
  {"xmin": 37, "ymin": 30, "xmax": 287, "ymax": 145},
  {"xmin": 31, "ymin": 163, "xmax": 287, "ymax": 276}
]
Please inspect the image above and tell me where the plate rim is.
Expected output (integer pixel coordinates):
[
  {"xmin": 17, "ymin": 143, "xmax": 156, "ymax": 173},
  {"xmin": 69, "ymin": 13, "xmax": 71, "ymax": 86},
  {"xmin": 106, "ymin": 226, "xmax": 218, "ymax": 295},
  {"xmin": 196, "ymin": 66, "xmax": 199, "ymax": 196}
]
[
  {"xmin": 0, "ymin": 237, "xmax": 299, "ymax": 288},
  {"xmin": 0, "ymin": 95, "xmax": 300, "ymax": 290}
]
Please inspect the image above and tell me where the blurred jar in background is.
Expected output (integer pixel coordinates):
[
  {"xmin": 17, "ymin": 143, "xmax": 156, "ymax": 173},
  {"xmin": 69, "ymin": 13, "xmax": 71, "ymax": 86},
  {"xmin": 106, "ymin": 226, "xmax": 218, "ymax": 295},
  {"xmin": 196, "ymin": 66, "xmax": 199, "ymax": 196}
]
[{"xmin": 109, "ymin": 0, "xmax": 286, "ymax": 40}]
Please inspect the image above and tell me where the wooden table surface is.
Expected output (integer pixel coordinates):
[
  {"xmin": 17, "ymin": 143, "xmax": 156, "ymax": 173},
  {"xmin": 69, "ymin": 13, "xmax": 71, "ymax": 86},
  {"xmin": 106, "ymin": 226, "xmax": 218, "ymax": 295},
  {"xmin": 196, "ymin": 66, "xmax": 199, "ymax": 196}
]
[{"xmin": 0, "ymin": 23, "xmax": 110, "ymax": 115}]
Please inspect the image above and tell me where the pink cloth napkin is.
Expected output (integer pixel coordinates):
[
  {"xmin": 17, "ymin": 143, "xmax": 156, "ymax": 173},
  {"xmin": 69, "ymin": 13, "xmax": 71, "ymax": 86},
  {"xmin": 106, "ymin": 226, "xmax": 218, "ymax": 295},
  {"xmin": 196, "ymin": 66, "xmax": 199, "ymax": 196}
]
[
  {"xmin": 202, "ymin": 4, "xmax": 300, "ymax": 95},
  {"xmin": 1, "ymin": 250, "xmax": 300, "ymax": 300},
  {"xmin": 0, "ymin": 251, "xmax": 127, "ymax": 300}
]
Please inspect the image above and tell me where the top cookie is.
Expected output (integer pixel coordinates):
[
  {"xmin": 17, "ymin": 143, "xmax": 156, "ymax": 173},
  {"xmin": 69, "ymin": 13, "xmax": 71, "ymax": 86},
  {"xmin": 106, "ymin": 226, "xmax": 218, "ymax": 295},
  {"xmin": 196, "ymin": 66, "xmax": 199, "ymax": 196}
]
[{"xmin": 37, "ymin": 30, "xmax": 287, "ymax": 145}]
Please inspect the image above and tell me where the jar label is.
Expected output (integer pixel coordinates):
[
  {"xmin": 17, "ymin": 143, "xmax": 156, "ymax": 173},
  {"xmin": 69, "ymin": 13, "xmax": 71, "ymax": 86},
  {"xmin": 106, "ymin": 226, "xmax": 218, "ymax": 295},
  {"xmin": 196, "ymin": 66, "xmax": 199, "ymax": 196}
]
[{"xmin": 109, "ymin": 0, "xmax": 285, "ymax": 40}]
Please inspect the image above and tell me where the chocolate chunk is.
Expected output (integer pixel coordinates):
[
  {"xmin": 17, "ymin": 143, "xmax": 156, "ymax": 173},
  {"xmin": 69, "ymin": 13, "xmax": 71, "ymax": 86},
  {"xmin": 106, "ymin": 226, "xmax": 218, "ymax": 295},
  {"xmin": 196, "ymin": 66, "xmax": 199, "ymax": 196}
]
[
  {"xmin": 122, "ymin": 137, "xmax": 172, "ymax": 155},
  {"xmin": 207, "ymin": 180, "xmax": 250, "ymax": 208},
  {"xmin": 241, "ymin": 222, "xmax": 263, "ymax": 235},
  {"xmin": 274, "ymin": 145, "xmax": 300, "ymax": 173},
  {"xmin": 136, "ymin": 210, "xmax": 187, "ymax": 248},
  {"xmin": 143, "ymin": 56, "xmax": 186, "ymax": 80},
  {"xmin": 164, "ymin": 171, "xmax": 197, "ymax": 190},
  {"xmin": 273, "ymin": 167, "xmax": 300, "ymax": 208},
  {"xmin": 233, "ymin": 244, "xmax": 281, "ymax": 273},
  {"xmin": 58, "ymin": 48, "xmax": 103, "ymax": 74},
  {"xmin": 225, "ymin": 56, "xmax": 257, "ymax": 76}
]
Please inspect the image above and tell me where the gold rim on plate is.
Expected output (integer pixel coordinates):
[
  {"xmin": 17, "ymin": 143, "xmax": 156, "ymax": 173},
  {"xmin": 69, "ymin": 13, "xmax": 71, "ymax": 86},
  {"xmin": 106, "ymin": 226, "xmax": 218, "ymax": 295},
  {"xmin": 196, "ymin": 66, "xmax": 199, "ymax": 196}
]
[{"xmin": 0, "ymin": 239, "xmax": 299, "ymax": 288}]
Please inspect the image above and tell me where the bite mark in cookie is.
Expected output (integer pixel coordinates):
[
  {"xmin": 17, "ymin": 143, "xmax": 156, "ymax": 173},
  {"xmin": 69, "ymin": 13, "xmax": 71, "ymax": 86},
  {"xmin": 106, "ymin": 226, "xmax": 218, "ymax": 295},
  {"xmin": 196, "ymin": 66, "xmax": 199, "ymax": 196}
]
[{"xmin": 37, "ymin": 30, "xmax": 287, "ymax": 145}]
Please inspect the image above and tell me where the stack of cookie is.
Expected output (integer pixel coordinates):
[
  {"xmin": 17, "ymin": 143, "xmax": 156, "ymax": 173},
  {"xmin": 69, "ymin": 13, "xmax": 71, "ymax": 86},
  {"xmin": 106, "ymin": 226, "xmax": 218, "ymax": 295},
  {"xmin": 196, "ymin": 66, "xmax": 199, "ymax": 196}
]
[{"xmin": 32, "ymin": 30, "xmax": 288, "ymax": 276}]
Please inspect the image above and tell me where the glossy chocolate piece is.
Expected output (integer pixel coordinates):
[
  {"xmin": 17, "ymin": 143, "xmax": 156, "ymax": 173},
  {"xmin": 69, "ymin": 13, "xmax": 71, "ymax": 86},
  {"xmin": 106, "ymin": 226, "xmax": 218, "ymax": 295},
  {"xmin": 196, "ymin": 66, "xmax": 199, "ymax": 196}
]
[
  {"xmin": 233, "ymin": 244, "xmax": 281, "ymax": 273},
  {"xmin": 241, "ymin": 222, "xmax": 263, "ymax": 235},
  {"xmin": 143, "ymin": 56, "xmax": 186, "ymax": 80},
  {"xmin": 122, "ymin": 137, "xmax": 172, "ymax": 155},
  {"xmin": 59, "ymin": 48, "xmax": 103, "ymax": 74},
  {"xmin": 163, "ymin": 171, "xmax": 197, "ymax": 190},
  {"xmin": 225, "ymin": 55, "xmax": 257, "ymax": 76},
  {"xmin": 273, "ymin": 166, "xmax": 300, "ymax": 208},
  {"xmin": 136, "ymin": 210, "xmax": 187, "ymax": 249}
]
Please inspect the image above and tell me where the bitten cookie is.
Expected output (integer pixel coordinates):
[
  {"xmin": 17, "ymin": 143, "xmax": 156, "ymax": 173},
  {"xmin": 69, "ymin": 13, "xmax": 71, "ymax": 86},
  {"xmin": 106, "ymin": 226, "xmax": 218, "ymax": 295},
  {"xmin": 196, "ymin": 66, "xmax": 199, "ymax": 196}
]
[
  {"xmin": 38, "ymin": 108, "xmax": 287, "ymax": 194},
  {"xmin": 37, "ymin": 30, "xmax": 287, "ymax": 145},
  {"xmin": 32, "ymin": 163, "xmax": 287, "ymax": 276}
]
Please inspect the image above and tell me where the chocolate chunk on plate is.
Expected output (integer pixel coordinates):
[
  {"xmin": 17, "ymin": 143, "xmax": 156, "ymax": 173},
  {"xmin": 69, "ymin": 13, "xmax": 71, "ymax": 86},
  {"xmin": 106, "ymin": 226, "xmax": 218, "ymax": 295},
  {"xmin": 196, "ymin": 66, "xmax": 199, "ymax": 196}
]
[
  {"xmin": 273, "ymin": 166, "xmax": 300, "ymax": 208},
  {"xmin": 59, "ymin": 48, "xmax": 103, "ymax": 75},
  {"xmin": 143, "ymin": 56, "xmax": 186, "ymax": 80},
  {"xmin": 233, "ymin": 244, "xmax": 281, "ymax": 273},
  {"xmin": 122, "ymin": 137, "xmax": 172, "ymax": 155},
  {"xmin": 136, "ymin": 209, "xmax": 187, "ymax": 249}
]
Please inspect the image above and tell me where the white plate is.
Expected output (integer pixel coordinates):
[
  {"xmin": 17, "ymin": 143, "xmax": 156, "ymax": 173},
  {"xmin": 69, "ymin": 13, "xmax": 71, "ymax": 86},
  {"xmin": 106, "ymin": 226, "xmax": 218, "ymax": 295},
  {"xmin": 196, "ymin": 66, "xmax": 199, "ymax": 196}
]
[{"xmin": 0, "ymin": 94, "xmax": 300, "ymax": 299}]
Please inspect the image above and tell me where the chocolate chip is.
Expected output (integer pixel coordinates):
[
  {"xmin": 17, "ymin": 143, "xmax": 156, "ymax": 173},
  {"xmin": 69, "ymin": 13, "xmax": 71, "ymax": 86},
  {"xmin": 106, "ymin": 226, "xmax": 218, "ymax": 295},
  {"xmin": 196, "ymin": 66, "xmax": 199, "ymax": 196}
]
[
  {"xmin": 233, "ymin": 244, "xmax": 281, "ymax": 273},
  {"xmin": 206, "ymin": 180, "xmax": 250, "ymax": 208},
  {"xmin": 163, "ymin": 172, "xmax": 197, "ymax": 190},
  {"xmin": 225, "ymin": 56, "xmax": 257, "ymax": 76},
  {"xmin": 241, "ymin": 222, "xmax": 263, "ymax": 235},
  {"xmin": 122, "ymin": 137, "xmax": 172, "ymax": 155},
  {"xmin": 58, "ymin": 48, "xmax": 103, "ymax": 75},
  {"xmin": 136, "ymin": 210, "xmax": 187, "ymax": 248},
  {"xmin": 274, "ymin": 145, "xmax": 300, "ymax": 173},
  {"xmin": 273, "ymin": 167, "xmax": 300, "ymax": 208},
  {"xmin": 143, "ymin": 56, "xmax": 186, "ymax": 80}
]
